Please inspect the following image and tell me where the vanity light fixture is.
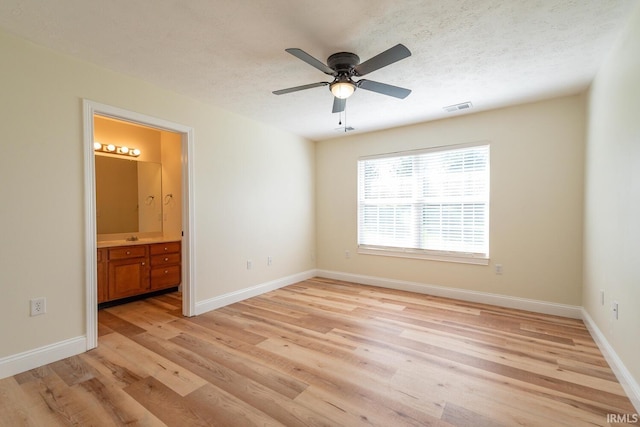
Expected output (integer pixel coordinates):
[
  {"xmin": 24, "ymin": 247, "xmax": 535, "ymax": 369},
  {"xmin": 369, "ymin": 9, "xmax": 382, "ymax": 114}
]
[{"xmin": 94, "ymin": 142, "xmax": 141, "ymax": 157}]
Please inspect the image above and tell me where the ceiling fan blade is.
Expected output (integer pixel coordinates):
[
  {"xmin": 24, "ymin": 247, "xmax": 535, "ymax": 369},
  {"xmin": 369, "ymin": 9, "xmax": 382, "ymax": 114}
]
[
  {"xmin": 332, "ymin": 97, "xmax": 346, "ymax": 113},
  {"xmin": 357, "ymin": 79, "xmax": 412, "ymax": 99},
  {"xmin": 272, "ymin": 81, "xmax": 329, "ymax": 95},
  {"xmin": 353, "ymin": 44, "xmax": 411, "ymax": 76},
  {"xmin": 285, "ymin": 48, "xmax": 336, "ymax": 75}
]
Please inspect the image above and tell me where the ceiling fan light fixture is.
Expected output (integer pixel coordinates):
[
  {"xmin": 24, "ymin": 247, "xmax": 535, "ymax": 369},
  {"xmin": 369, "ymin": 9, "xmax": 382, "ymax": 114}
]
[
  {"xmin": 330, "ymin": 81, "xmax": 355, "ymax": 99},
  {"xmin": 274, "ymin": 44, "xmax": 412, "ymax": 114}
]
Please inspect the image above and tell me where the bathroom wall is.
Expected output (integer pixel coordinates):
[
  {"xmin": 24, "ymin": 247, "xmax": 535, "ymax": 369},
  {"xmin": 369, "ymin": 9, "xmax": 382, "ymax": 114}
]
[
  {"xmin": 94, "ymin": 115, "xmax": 162, "ymax": 163},
  {"xmin": 93, "ymin": 116, "xmax": 182, "ymax": 239}
]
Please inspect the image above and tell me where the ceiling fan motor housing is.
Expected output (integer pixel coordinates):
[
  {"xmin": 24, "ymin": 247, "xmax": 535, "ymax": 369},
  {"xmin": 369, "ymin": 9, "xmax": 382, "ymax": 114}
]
[{"xmin": 327, "ymin": 52, "xmax": 360, "ymax": 74}]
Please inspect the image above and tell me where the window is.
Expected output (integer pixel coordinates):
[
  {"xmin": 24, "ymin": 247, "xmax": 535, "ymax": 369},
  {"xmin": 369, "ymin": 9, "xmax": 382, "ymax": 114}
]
[{"xmin": 357, "ymin": 142, "xmax": 489, "ymax": 264}]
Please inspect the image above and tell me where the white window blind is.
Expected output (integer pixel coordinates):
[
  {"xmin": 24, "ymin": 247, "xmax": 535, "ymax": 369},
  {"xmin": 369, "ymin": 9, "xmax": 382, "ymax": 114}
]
[{"xmin": 357, "ymin": 143, "xmax": 489, "ymax": 262}]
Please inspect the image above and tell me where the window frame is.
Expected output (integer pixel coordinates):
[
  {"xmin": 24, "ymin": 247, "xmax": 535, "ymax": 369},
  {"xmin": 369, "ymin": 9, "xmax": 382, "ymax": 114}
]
[{"xmin": 357, "ymin": 141, "xmax": 490, "ymax": 265}]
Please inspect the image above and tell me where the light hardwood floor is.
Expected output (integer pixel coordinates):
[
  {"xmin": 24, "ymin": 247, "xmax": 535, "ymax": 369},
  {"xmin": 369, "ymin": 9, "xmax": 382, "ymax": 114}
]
[{"xmin": 1, "ymin": 278, "xmax": 637, "ymax": 426}]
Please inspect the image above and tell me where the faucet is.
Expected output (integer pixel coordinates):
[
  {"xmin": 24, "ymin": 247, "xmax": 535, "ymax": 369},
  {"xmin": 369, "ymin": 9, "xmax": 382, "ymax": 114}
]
[{"xmin": 126, "ymin": 235, "xmax": 139, "ymax": 242}]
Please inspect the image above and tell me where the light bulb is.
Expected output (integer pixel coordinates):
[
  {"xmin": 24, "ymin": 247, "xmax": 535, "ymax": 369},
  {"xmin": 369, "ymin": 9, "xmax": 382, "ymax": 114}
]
[
  {"xmin": 119, "ymin": 146, "xmax": 129, "ymax": 154},
  {"xmin": 106, "ymin": 144, "xmax": 116, "ymax": 152},
  {"xmin": 93, "ymin": 142, "xmax": 102, "ymax": 150},
  {"xmin": 131, "ymin": 148, "xmax": 141, "ymax": 157},
  {"xmin": 331, "ymin": 81, "xmax": 355, "ymax": 99}
]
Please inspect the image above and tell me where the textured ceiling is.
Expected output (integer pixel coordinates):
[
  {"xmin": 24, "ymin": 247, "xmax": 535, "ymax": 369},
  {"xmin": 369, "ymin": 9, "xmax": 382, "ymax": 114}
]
[{"xmin": 0, "ymin": 0, "xmax": 636, "ymax": 141}]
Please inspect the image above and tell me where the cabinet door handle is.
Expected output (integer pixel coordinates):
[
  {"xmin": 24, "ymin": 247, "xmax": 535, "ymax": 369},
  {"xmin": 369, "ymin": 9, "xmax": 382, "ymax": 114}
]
[
  {"xmin": 164, "ymin": 247, "xmax": 168, "ymax": 251},
  {"xmin": 126, "ymin": 251, "xmax": 131, "ymax": 255},
  {"xmin": 141, "ymin": 262, "xmax": 145, "ymax": 266},
  {"xmin": 164, "ymin": 270, "xmax": 169, "ymax": 274},
  {"xmin": 164, "ymin": 257, "xmax": 169, "ymax": 261}
]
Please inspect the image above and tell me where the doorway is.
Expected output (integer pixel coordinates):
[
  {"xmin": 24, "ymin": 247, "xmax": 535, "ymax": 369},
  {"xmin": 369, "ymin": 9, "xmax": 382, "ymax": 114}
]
[{"xmin": 83, "ymin": 100, "xmax": 195, "ymax": 350}]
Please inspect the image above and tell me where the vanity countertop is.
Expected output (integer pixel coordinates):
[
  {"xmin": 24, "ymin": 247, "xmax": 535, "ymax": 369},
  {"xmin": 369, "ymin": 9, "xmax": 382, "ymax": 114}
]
[{"xmin": 97, "ymin": 238, "xmax": 181, "ymax": 249}]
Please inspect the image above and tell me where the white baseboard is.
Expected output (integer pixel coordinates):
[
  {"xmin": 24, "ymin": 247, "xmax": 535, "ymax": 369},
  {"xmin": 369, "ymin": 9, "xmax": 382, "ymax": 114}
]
[
  {"xmin": 195, "ymin": 269, "xmax": 317, "ymax": 315},
  {"xmin": 582, "ymin": 309, "xmax": 640, "ymax": 413},
  {"xmin": 316, "ymin": 269, "xmax": 582, "ymax": 319},
  {"xmin": 0, "ymin": 336, "xmax": 86, "ymax": 380}
]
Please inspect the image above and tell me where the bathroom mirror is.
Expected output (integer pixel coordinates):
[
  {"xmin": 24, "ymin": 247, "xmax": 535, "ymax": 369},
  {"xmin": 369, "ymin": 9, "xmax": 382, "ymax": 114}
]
[{"xmin": 95, "ymin": 156, "xmax": 162, "ymax": 235}]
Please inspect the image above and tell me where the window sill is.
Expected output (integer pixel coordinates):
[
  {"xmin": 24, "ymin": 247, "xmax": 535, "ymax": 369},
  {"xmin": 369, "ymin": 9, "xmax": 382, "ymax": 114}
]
[{"xmin": 357, "ymin": 246, "xmax": 489, "ymax": 265}]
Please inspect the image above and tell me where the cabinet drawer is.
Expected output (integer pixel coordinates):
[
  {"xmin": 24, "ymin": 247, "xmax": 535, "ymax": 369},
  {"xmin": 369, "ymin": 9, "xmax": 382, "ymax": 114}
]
[
  {"xmin": 150, "ymin": 265, "xmax": 181, "ymax": 289},
  {"xmin": 151, "ymin": 253, "xmax": 181, "ymax": 266},
  {"xmin": 150, "ymin": 242, "xmax": 181, "ymax": 255},
  {"xmin": 109, "ymin": 245, "xmax": 147, "ymax": 260}
]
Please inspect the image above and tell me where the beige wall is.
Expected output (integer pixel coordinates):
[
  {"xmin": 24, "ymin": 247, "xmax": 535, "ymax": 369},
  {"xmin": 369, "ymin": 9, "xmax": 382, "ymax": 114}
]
[
  {"xmin": 0, "ymin": 30, "xmax": 315, "ymax": 359},
  {"xmin": 584, "ymin": 5, "xmax": 640, "ymax": 384},
  {"xmin": 316, "ymin": 95, "xmax": 585, "ymax": 305}
]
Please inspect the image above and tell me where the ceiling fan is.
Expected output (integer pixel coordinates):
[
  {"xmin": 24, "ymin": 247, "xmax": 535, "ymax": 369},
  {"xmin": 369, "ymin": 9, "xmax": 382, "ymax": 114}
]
[{"xmin": 272, "ymin": 44, "xmax": 412, "ymax": 114}]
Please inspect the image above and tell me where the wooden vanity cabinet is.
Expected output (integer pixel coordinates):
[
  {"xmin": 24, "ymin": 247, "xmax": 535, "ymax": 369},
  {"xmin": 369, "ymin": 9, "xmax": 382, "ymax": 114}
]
[
  {"xmin": 98, "ymin": 241, "xmax": 181, "ymax": 304},
  {"xmin": 150, "ymin": 242, "xmax": 182, "ymax": 290}
]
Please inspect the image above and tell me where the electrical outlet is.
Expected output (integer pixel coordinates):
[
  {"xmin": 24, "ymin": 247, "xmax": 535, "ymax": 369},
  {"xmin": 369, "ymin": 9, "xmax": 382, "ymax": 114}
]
[
  {"xmin": 612, "ymin": 301, "xmax": 619, "ymax": 320},
  {"xmin": 495, "ymin": 264, "xmax": 503, "ymax": 275},
  {"xmin": 267, "ymin": 256, "xmax": 273, "ymax": 266},
  {"xmin": 345, "ymin": 250, "xmax": 351, "ymax": 259},
  {"xmin": 30, "ymin": 297, "xmax": 46, "ymax": 316},
  {"xmin": 246, "ymin": 260, "xmax": 252, "ymax": 270}
]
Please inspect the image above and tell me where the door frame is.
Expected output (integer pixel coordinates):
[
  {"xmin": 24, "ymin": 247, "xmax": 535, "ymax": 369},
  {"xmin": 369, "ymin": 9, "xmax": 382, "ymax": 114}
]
[{"xmin": 83, "ymin": 100, "xmax": 196, "ymax": 350}]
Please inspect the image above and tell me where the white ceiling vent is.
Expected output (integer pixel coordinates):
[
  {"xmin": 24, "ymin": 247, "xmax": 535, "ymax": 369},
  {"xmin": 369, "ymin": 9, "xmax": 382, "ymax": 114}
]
[{"xmin": 444, "ymin": 102, "xmax": 473, "ymax": 113}]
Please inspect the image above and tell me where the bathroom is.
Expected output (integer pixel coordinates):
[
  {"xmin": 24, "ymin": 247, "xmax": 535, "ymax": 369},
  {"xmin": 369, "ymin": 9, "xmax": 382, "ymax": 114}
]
[{"xmin": 93, "ymin": 115, "xmax": 183, "ymax": 306}]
